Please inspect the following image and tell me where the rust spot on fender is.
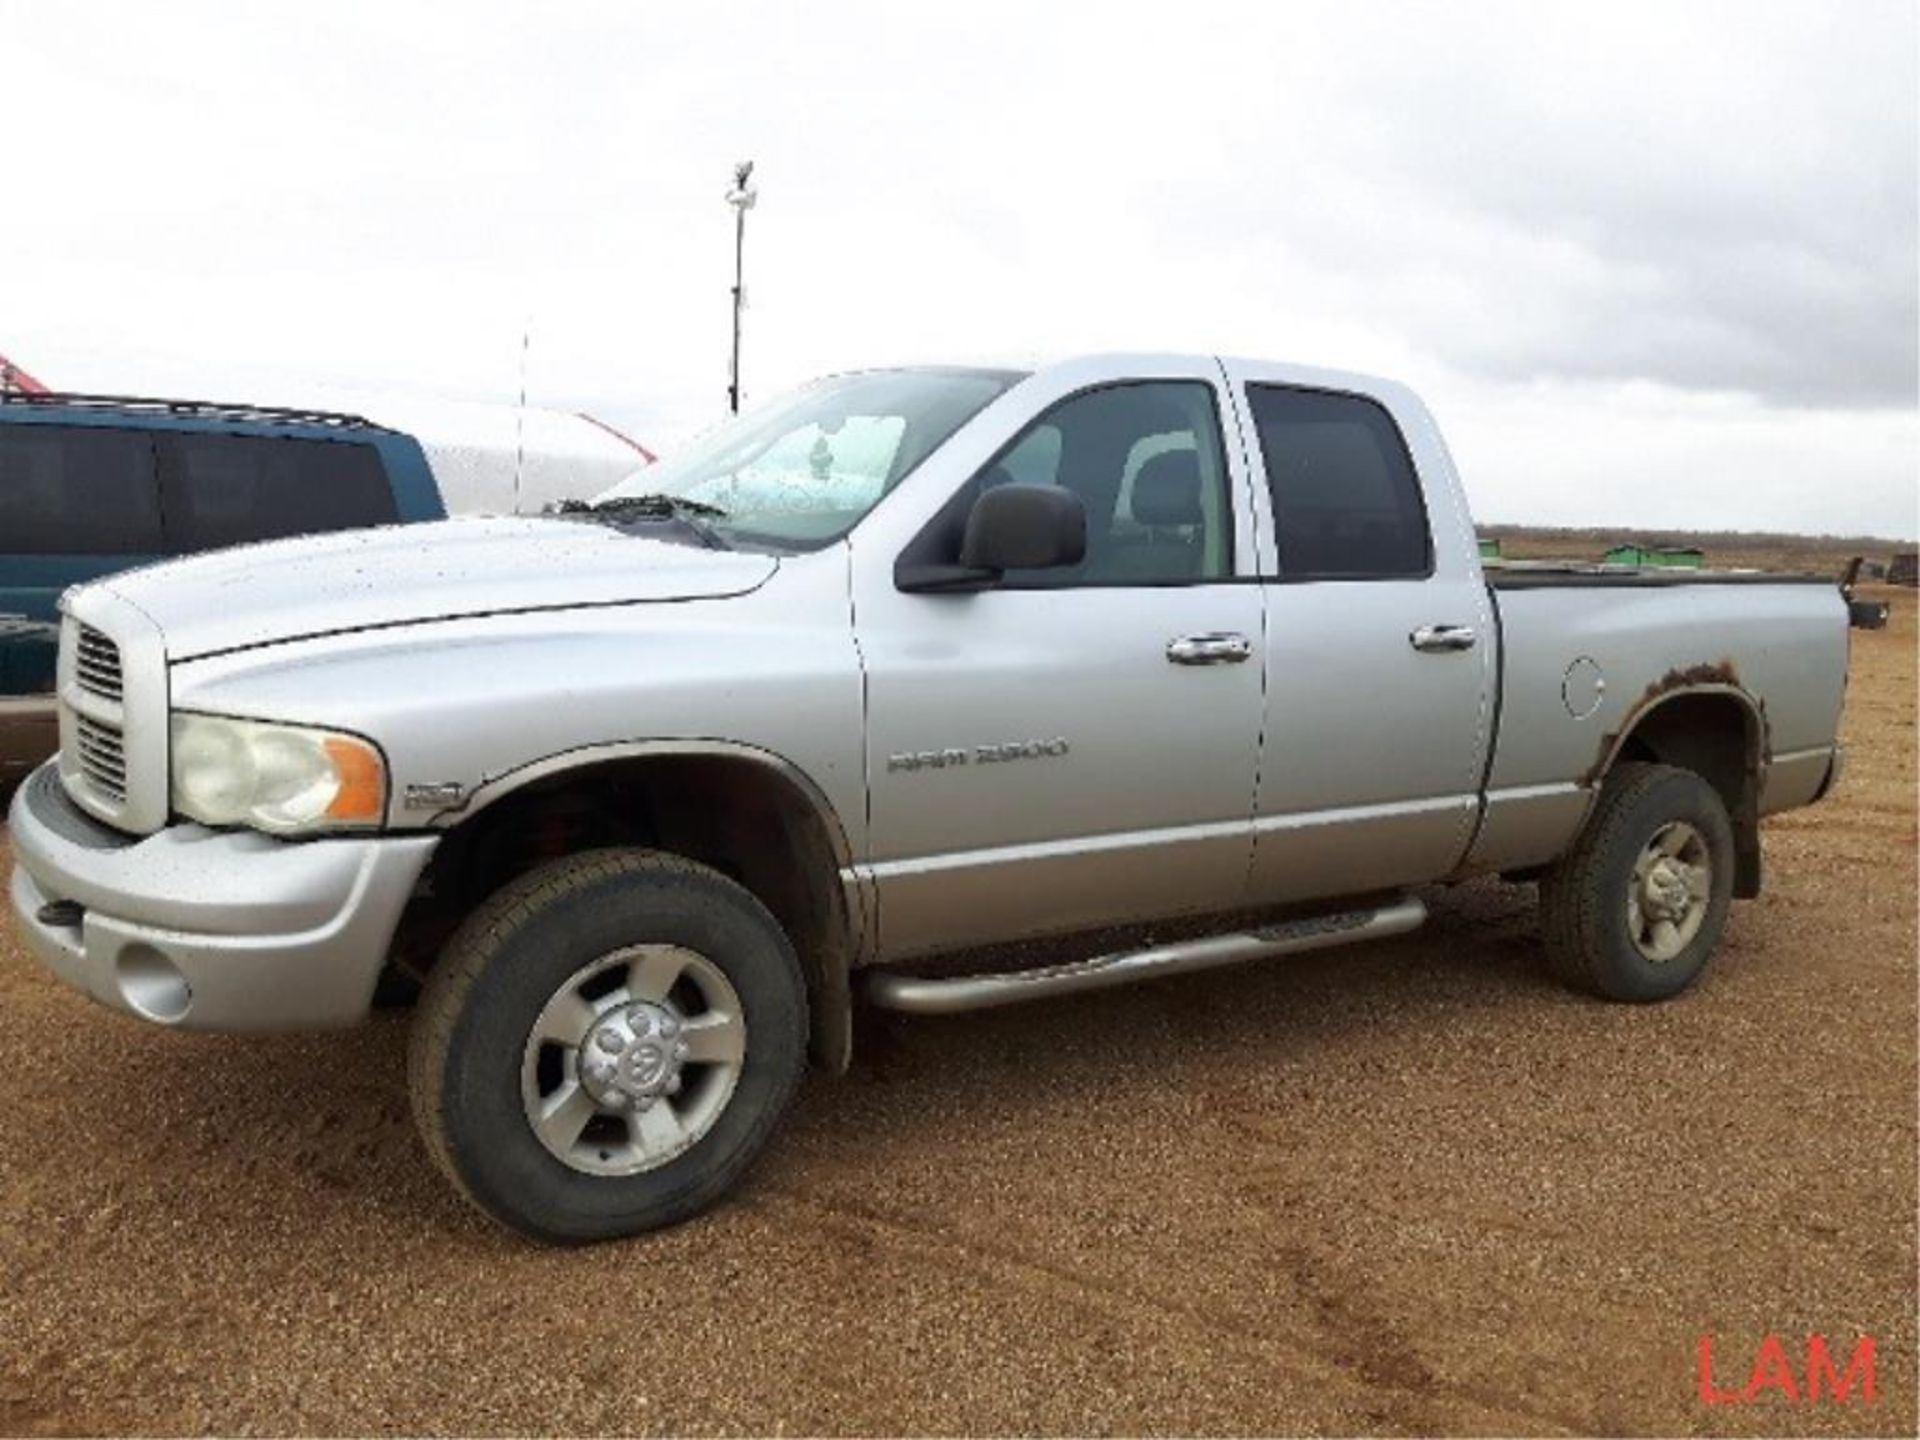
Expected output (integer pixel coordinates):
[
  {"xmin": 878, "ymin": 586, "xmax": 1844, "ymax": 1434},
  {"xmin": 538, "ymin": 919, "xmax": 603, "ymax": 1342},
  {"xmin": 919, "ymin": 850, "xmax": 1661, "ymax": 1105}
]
[
  {"xmin": 1580, "ymin": 657, "xmax": 1754, "ymax": 787},
  {"xmin": 1646, "ymin": 659, "xmax": 1742, "ymax": 694}
]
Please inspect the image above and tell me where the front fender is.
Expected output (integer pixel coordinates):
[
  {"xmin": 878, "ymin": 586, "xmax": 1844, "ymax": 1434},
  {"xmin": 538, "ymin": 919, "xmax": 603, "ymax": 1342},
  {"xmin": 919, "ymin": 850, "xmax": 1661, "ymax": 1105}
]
[{"xmin": 167, "ymin": 559, "xmax": 868, "ymax": 855}]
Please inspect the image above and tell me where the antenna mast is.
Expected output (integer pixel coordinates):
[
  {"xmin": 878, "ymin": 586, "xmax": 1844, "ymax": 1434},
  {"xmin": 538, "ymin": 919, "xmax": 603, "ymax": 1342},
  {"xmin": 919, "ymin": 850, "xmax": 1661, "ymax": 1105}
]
[
  {"xmin": 513, "ymin": 321, "xmax": 530, "ymax": 511},
  {"xmin": 725, "ymin": 160, "xmax": 758, "ymax": 414}
]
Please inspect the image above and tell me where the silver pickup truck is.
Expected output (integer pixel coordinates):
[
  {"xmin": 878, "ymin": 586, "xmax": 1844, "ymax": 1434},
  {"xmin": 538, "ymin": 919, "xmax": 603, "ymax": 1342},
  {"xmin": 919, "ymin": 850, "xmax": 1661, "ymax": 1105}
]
[{"xmin": 7, "ymin": 353, "xmax": 1848, "ymax": 1242}]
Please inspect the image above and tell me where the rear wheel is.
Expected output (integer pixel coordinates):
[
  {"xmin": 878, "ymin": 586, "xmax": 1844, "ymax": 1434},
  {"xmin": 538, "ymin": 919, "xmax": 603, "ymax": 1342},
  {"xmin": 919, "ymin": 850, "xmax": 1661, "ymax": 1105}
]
[
  {"xmin": 408, "ymin": 848, "xmax": 807, "ymax": 1243},
  {"xmin": 1539, "ymin": 762, "xmax": 1735, "ymax": 1001}
]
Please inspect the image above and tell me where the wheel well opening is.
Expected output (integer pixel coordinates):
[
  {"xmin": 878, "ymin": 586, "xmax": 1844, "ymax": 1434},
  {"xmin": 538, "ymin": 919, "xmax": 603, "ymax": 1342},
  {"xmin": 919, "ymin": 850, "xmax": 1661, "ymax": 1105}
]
[
  {"xmin": 1609, "ymin": 692, "xmax": 1764, "ymax": 897},
  {"xmin": 395, "ymin": 754, "xmax": 856, "ymax": 1067}
]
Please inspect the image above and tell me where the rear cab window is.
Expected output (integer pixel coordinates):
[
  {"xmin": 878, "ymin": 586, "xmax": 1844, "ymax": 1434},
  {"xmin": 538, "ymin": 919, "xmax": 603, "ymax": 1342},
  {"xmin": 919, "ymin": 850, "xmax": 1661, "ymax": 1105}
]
[{"xmin": 1245, "ymin": 385, "xmax": 1432, "ymax": 580}]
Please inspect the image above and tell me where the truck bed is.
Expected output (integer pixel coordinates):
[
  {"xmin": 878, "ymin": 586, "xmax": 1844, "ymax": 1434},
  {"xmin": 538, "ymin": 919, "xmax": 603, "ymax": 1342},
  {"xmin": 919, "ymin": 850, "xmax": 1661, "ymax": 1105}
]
[
  {"xmin": 1487, "ymin": 564, "xmax": 1836, "ymax": 589},
  {"xmin": 1461, "ymin": 570, "xmax": 1849, "ymax": 878}
]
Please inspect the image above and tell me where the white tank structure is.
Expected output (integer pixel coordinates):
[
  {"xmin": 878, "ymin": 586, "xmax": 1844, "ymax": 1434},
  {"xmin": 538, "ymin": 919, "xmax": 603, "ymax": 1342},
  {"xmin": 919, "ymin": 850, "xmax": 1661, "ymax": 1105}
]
[{"xmin": 290, "ymin": 385, "xmax": 657, "ymax": 515}]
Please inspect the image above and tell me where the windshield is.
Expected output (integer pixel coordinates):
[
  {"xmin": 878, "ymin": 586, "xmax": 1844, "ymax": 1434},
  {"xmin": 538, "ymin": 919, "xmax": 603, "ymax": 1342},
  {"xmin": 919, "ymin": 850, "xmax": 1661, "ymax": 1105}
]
[{"xmin": 591, "ymin": 368, "xmax": 1019, "ymax": 549}]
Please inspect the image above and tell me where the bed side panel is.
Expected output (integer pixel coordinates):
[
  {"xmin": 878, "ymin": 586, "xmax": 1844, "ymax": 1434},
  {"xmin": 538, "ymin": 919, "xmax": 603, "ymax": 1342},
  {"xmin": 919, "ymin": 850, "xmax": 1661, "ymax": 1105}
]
[{"xmin": 1465, "ymin": 582, "xmax": 1847, "ymax": 872}]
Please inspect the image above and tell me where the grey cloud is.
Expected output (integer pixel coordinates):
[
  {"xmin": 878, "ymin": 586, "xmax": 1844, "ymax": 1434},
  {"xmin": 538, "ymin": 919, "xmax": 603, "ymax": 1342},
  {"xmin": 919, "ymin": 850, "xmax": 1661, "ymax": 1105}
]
[{"xmin": 1156, "ymin": 2, "xmax": 1918, "ymax": 409}]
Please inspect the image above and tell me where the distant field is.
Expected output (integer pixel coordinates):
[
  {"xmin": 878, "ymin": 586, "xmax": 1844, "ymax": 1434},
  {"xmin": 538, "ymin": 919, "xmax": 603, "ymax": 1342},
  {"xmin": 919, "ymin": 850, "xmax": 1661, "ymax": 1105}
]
[{"xmin": 1481, "ymin": 525, "xmax": 1914, "ymax": 576}]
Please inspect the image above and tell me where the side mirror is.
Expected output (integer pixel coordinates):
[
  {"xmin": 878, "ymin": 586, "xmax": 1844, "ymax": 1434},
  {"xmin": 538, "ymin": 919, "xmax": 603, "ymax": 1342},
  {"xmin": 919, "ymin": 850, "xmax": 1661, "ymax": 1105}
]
[{"xmin": 959, "ymin": 483, "xmax": 1086, "ymax": 573}]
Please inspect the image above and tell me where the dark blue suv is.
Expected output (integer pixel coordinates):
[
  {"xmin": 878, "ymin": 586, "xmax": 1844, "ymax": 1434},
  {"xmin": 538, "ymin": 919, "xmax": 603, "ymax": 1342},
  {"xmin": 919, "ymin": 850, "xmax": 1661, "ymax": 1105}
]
[{"xmin": 1, "ymin": 393, "xmax": 444, "ymax": 781}]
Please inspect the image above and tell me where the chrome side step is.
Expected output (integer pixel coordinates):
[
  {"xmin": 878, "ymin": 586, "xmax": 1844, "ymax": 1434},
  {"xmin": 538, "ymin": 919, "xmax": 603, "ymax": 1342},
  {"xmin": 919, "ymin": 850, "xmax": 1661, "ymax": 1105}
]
[{"xmin": 864, "ymin": 895, "xmax": 1428, "ymax": 1015}]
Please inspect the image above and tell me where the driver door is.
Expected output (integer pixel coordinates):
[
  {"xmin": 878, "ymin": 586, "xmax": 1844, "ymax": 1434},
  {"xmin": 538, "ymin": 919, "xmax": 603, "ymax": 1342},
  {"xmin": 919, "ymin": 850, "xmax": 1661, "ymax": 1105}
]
[{"xmin": 850, "ymin": 364, "xmax": 1266, "ymax": 960}]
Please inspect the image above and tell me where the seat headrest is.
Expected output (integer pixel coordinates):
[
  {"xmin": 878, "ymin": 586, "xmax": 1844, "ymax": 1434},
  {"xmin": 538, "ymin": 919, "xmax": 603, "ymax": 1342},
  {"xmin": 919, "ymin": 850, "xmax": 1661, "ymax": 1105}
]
[{"xmin": 1130, "ymin": 449, "xmax": 1203, "ymax": 526}]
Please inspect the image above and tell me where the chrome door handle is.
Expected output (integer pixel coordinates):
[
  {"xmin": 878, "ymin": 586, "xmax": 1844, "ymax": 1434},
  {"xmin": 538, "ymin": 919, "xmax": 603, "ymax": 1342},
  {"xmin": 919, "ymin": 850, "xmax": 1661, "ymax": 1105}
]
[
  {"xmin": 1166, "ymin": 632, "xmax": 1253, "ymax": 665},
  {"xmin": 1409, "ymin": 624, "xmax": 1478, "ymax": 653}
]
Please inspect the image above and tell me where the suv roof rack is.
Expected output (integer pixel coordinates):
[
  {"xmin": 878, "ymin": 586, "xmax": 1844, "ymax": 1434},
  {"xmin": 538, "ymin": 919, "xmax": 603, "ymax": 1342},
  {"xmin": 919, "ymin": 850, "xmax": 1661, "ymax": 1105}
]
[{"xmin": 0, "ymin": 389, "xmax": 388, "ymax": 432}]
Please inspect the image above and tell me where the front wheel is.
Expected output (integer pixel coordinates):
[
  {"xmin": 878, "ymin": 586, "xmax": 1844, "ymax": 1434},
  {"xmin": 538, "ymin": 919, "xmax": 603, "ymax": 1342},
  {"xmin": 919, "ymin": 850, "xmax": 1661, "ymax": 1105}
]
[
  {"xmin": 1539, "ymin": 762, "xmax": 1736, "ymax": 1002},
  {"xmin": 408, "ymin": 849, "xmax": 807, "ymax": 1243}
]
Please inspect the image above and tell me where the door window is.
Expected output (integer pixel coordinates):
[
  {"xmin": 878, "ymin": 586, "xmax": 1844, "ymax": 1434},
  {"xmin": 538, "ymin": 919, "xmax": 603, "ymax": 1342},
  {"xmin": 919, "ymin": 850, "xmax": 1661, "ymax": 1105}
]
[
  {"xmin": 987, "ymin": 381, "xmax": 1233, "ymax": 586},
  {"xmin": 1246, "ymin": 385, "xmax": 1431, "ymax": 580},
  {"xmin": 0, "ymin": 424, "xmax": 163, "ymax": 553},
  {"xmin": 161, "ymin": 433, "xmax": 397, "ymax": 551}
]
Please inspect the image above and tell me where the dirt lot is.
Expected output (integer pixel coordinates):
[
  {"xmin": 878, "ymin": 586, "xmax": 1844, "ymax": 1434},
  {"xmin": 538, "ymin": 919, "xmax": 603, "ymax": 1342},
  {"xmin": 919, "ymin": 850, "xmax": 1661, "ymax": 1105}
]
[{"xmin": 0, "ymin": 587, "xmax": 1913, "ymax": 1437}]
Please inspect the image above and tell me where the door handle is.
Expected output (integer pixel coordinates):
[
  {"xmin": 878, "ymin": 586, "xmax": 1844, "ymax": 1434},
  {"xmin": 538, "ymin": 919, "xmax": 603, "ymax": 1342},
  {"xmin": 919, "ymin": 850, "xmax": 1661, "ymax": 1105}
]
[
  {"xmin": 1166, "ymin": 632, "xmax": 1253, "ymax": 665},
  {"xmin": 1409, "ymin": 624, "xmax": 1478, "ymax": 653}
]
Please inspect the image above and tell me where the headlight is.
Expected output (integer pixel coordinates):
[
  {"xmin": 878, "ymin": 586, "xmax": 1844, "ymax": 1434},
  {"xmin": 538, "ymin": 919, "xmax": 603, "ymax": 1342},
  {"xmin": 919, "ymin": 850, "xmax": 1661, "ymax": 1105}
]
[{"xmin": 169, "ymin": 713, "xmax": 387, "ymax": 834}]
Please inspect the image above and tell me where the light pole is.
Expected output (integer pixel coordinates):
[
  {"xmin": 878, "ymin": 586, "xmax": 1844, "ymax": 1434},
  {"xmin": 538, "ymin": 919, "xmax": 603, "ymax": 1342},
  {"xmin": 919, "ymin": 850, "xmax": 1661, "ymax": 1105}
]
[{"xmin": 725, "ymin": 160, "xmax": 757, "ymax": 414}]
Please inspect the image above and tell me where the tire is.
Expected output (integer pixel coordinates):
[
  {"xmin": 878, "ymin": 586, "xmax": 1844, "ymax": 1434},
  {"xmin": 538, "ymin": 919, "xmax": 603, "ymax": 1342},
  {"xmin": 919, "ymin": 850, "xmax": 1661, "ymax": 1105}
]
[
  {"xmin": 1539, "ymin": 762, "xmax": 1736, "ymax": 1002},
  {"xmin": 408, "ymin": 848, "xmax": 808, "ymax": 1243}
]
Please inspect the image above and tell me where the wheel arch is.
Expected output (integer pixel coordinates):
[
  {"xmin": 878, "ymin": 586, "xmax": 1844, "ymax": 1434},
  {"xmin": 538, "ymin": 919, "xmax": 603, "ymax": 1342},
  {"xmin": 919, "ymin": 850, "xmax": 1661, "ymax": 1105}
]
[
  {"xmin": 406, "ymin": 740, "xmax": 869, "ymax": 1071},
  {"xmin": 1588, "ymin": 681, "xmax": 1767, "ymax": 898}
]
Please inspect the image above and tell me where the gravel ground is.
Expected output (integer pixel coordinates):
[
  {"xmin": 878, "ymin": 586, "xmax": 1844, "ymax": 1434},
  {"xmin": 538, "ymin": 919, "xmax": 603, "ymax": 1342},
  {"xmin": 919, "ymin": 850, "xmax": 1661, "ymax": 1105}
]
[{"xmin": 0, "ymin": 588, "xmax": 1912, "ymax": 1436}]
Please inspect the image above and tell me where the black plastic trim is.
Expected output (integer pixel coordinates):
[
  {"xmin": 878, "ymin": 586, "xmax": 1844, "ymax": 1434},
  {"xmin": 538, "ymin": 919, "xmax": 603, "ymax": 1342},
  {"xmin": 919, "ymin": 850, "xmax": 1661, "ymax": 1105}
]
[{"xmin": 1, "ymin": 389, "xmax": 388, "ymax": 431}]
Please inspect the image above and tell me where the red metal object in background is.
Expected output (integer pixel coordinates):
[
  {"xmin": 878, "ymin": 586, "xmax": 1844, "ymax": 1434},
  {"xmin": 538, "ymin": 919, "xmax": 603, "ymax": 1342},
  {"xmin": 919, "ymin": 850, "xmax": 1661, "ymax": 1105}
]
[
  {"xmin": 0, "ymin": 351, "xmax": 49, "ymax": 393},
  {"xmin": 574, "ymin": 410, "xmax": 657, "ymax": 464}
]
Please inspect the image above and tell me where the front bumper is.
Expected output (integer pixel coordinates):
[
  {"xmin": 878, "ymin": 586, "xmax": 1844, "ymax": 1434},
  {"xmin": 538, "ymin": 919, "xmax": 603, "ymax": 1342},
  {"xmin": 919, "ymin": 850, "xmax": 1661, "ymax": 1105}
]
[{"xmin": 6, "ymin": 764, "xmax": 437, "ymax": 1029}]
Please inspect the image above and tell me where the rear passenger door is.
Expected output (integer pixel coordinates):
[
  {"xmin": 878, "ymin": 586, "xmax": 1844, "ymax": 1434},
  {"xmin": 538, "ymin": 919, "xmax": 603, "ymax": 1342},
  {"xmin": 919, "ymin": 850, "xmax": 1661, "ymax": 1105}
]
[
  {"xmin": 1220, "ymin": 363, "xmax": 1496, "ymax": 903},
  {"xmin": 157, "ymin": 432, "xmax": 399, "ymax": 550}
]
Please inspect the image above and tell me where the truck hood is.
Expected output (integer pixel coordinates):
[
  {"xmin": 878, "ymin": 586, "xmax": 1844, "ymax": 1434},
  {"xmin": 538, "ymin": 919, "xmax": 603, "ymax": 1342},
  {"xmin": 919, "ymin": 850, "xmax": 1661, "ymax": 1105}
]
[{"xmin": 90, "ymin": 516, "xmax": 780, "ymax": 660}]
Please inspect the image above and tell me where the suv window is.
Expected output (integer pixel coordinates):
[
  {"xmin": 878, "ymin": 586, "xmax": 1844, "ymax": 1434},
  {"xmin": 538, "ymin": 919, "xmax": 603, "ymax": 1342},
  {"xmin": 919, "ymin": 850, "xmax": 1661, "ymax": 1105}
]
[
  {"xmin": 990, "ymin": 381, "xmax": 1232, "ymax": 587},
  {"xmin": 1246, "ymin": 385, "xmax": 1431, "ymax": 580},
  {"xmin": 0, "ymin": 424, "xmax": 164, "ymax": 554},
  {"xmin": 161, "ymin": 433, "xmax": 397, "ymax": 551}
]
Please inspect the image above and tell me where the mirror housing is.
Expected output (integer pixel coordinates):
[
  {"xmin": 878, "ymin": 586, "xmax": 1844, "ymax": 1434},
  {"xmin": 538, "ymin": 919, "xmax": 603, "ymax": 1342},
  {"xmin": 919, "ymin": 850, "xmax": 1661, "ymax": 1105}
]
[
  {"xmin": 959, "ymin": 483, "xmax": 1086, "ymax": 573},
  {"xmin": 894, "ymin": 481, "xmax": 1088, "ymax": 593}
]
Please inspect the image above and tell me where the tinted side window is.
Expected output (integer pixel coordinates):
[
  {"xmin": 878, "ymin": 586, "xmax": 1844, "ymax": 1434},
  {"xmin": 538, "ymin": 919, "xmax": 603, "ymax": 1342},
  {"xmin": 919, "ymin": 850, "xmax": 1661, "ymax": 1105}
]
[
  {"xmin": 1247, "ymin": 386, "xmax": 1431, "ymax": 580},
  {"xmin": 162, "ymin": 434, "xmax": 397, "ymax": 551},
  {"xmin": 0, "ymin": 424, "xmax": 163, "ymax": 554},
  {"xmin": 990, "ymin": 381, "xmax": 1232, "ymax": 587}
]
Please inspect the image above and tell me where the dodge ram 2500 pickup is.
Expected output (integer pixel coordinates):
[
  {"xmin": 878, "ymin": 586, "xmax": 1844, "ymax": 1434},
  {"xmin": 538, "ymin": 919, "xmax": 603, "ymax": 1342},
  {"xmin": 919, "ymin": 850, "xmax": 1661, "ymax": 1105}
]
[{"xmin": 7, "ymin": 353, "xmax": 1849, "ymax": 1243}]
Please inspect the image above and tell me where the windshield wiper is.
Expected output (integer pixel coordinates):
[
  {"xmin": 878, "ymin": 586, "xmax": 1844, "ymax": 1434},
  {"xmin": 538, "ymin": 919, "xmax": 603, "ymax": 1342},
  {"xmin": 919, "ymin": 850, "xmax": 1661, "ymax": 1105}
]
[{"xmin": 548, "ymin": 493, "xmax": 732, "ymax": 548}]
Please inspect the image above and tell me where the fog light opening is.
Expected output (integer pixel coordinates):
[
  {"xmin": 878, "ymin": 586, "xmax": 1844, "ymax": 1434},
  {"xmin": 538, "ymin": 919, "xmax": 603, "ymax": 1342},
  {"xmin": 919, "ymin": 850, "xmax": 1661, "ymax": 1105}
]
[{"xmin": 116, "ymin": 946, "xmax": 192, "ymax": 1023}]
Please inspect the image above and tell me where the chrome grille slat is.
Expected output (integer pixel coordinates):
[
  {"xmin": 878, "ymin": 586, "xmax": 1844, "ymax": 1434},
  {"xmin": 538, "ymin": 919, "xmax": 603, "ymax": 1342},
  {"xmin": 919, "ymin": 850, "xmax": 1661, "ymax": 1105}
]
[
  {"xmin": 75, "ymin": 746, "xmax": 126, "ymax": 777},
  {"xmin": 73, "ymin": 712, "xmax": 129, "ymax": 802},
  {"xmin": 73, "ymin": 624, "xmax": 124, "ymax": 702},
  {"xmin": 75, "ymin": 734, "xmax": 125, "ymax": 770}
]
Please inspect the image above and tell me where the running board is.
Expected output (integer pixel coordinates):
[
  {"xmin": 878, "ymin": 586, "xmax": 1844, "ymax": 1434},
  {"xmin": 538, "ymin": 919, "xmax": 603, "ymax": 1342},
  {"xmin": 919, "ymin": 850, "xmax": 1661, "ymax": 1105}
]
[{"xmin": 864, "ymin": 895, "xmax": 1428, "ymax": 1015}]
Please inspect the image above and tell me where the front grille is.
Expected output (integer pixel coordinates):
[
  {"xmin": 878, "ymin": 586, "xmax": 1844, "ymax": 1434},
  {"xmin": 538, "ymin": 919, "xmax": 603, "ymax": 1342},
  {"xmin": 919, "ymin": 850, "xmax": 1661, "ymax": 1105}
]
[
  {"xmin": 58, "ymin": 606, "xmax": 164, "ymax": 833},
  {"xmin": 74, "ymin": 624, "xmax": 123, "ymax": 702},
  {"xmin": 73, "ymin": 712, "xmax": 128, "ymax": 803}
]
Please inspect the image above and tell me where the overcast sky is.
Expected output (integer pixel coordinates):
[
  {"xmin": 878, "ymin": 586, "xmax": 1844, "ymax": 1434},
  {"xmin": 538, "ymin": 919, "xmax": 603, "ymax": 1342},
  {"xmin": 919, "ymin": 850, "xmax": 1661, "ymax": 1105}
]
[{"xmin": 4, "ymin": 1, "xmax": 1915, "ymax": 536}]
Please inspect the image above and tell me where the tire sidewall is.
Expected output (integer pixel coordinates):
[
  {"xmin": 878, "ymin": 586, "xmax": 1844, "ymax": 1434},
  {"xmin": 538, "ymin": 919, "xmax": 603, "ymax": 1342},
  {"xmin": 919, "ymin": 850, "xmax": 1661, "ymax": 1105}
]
[
  {"xmin": 1584, "ymin": 770, "xmax": 1736, "ymax": 1001},
  {"xmin": 437, "ymin": 858, "xmax": 807, "ymax": 1242}
]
